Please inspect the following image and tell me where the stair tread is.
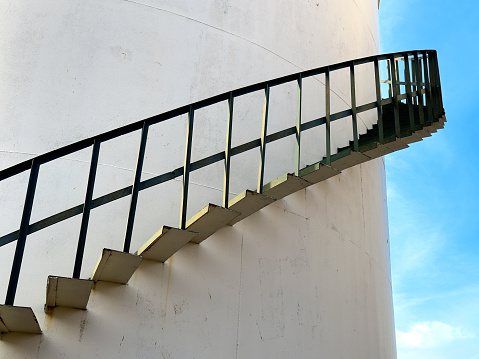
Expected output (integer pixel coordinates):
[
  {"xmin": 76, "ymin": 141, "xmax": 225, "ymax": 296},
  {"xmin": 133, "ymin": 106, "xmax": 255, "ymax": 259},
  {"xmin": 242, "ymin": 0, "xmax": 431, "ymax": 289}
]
[
  {"xmin": 0, "ymin": 305, "xmax": 41, "ymax": 334},
  {"xmin": 228, "ymin": 190, "xmax": 276, "ymax": 226},
  {"xmin": 46, "ymin": 276, "xmax": 93, "ymax": 310},
  {"xmin": 91, "ymin": 249, "xmax": 142, "ymax": 284},
  {"xmin": 262, "ymin": 173, "xmax": 311, "ymax": 200},
  {"xmin": 299, "ymin": 163, "xmax": 339, "ymax": 184},
  {"xmin": 361, "ymin": 142, "xmax": 396, "ymax": 159},
  {"xmin": 355, "ymin": 103, "xmax": 442, "ymax": 152},
  {"xmin": 137, "ymin": 226, "xmax": 197, "ymax": 262},
  {"xmin": 326, "ymin": 149, "xmax": 371, "ymax": 171},
  {"xmin": 186, "ymin": 204, "xmax": 240, "ymax": 244}
]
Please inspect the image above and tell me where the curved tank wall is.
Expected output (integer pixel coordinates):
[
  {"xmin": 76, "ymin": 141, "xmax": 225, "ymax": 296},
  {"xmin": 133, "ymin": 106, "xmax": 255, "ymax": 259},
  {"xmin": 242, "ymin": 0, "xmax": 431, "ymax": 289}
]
[{"xmin": 0, "ymin": 0, "xmax": 396, "ymax": 358}]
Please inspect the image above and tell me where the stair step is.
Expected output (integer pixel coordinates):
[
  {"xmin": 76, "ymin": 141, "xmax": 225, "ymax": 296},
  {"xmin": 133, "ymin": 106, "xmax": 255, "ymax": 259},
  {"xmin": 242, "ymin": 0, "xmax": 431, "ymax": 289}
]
[
  {"xmin": 382, "ymin": 137, "xmax": 409, "ymax": 152},
  {"xmin": 366, "ymin": 103, "xmax": 446, "ymax": 147},
  {"xmin": 426, "ymin": 124, "xmax": 438, "ymax": 133},
  {"xmin": 227, "ymin": 190, "xmax": 276, "ymax": 225},
  {"xmin": 327, "ymin": 149, "xmax": 371, "ymax": 171},
  {"xmin": 361, "ymin": 142, "xmax": 396, "ymax": 159},
  {"xmin": 0, "ymin": 305, "xmax": 41, "ymax": 334},
  {"xmin": 414, "ymin": 128, "xmax": 432, "ymax": 138},
  {"xmin": 136, "ymin": 226, "xmax": 197, "ymax": 262},
  {"xmin": 186, "ymin": 204, "xmax": 240, "ymax": 244},
  {"xmin": 45, "ymin": 276, "xmax": 93, "ymax": 310},
  {"xmin": 400, "ymin": 132, "xmax": 423, "ymax": 144},
  {"xmin": 434, "ymin": 116, "xmax": 446, "ymax": 129},
  {"xmin": 299, "ymin": 163, "xmax": 339, "ymax": 183},
  {"xmin": 91, "ymin": 249, "xmax": 142, "ymax": 284},
  {"xmin": 262, "ymin": 173, "xmax": 311, "ymax": 200}
]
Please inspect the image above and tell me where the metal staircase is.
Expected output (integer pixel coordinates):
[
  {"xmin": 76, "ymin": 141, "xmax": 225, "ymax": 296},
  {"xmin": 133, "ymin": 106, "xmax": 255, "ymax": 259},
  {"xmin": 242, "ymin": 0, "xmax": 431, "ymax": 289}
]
[{"xmin": 0, "ymin": 50, "xmax": 445, "ymax": 335}]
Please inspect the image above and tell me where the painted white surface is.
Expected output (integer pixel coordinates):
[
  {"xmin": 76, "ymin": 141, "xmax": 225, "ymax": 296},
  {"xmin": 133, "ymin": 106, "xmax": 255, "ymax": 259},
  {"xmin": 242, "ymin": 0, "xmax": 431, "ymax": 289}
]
[{"xmin": 0, "ymin": 0, "xmax": 396, "ymax": 357}]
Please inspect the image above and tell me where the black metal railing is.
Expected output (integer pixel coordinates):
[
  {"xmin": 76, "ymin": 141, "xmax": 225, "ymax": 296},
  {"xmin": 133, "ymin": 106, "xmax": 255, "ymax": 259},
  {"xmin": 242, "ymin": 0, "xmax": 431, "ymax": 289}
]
[{"xmin": 0, "ymin": 50, "xmax": 444, "ymax": 306}]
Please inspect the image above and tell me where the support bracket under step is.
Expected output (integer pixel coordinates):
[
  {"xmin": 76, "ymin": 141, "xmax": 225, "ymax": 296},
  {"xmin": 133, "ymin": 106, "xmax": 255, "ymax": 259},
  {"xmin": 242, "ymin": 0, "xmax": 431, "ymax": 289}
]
[
  {"xmin": 136, "ymin": 226, "xmax": 197, "ymax": 262},
  {"xmin": 227, "ymin": 190, "xmax": 276, "ymax": 225},
  {"xmin": 0, "ymin": 305, "xmax": 41, "ymax": 334},
  {"xmin": 45, "ymin": 276, "xmax": 93, "ymax": 310},
  {"xmin": 186, "ymin": 204, "xmax": 239, "ymax": 244},
  {"xmin": 91, "ymin": 249, "xmax": 142, "ymax": 284}
]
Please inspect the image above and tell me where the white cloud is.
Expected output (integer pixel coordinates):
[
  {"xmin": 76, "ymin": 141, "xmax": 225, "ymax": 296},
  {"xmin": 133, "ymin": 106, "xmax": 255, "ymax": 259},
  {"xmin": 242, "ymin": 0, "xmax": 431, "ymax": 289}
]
[{"xmin": 397, "ymin": 321, "xmax": 474, "ymax": 349}]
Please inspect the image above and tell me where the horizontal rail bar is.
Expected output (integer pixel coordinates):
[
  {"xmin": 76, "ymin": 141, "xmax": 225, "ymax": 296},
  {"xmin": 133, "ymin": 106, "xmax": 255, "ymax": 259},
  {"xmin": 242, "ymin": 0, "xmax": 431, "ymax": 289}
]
[
  {"xmin": 382, "ymin": 80, "xmax": 425, "ymax": 86},
  {"xmin": 139, "ymin": 167, "xmax": 184, "ymax": 191},
  {"xmin": 382, "ymin": 98, "xmax": 393, "ymax": 105},
  {"xmin": 357, "ymin": 102, "xmax": 378, "ymax": 113}
]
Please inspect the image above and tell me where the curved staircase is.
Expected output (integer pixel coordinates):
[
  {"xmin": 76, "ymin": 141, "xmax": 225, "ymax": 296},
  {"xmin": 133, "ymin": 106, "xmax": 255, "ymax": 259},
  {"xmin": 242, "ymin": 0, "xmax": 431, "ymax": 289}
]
[{"xmin": 0, "ymin": 50, "xmax": 445, "ymax": 335}]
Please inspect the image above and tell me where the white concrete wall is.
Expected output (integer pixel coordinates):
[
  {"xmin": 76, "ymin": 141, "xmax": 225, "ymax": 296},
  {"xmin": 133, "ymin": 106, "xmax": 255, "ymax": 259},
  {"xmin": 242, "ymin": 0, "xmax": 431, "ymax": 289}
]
[{"xmin": 0, "ymin": 0, "xmax": 396, "ymax": 357}]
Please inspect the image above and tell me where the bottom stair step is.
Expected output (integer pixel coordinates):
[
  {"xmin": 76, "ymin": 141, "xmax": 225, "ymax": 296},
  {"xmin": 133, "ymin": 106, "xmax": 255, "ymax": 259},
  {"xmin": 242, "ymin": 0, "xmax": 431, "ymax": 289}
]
[
  {"xmin": 91, "ymin": 249, "xmax": 142, "ymax": 284},
  {"xmin": 186, "ymin": 204, "xmax": 240, "ymax": 244},
  {"xmin": 45, "ymin": 276, "xmax": 93, "ymax": 310},
  {"xmin": 136, "ymin": 226, "xmax": 197, "ymax": 262},
  {"xmin": 0, "ymin": 305, "xmax": 41, "ymax": 334}
]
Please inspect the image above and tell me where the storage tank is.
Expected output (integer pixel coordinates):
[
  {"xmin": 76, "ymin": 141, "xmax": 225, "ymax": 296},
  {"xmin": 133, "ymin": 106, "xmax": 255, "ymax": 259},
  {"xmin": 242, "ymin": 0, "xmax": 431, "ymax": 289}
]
[{"xmin": 0, "ymin": 0, "xmax": 397, "ymax": 358}]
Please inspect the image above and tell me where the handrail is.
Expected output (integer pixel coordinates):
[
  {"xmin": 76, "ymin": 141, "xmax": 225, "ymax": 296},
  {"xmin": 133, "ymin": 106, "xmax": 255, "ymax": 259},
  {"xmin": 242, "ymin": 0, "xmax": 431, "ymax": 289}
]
[
  {"xmin": 0, "ymin": 50, "xmax": 444, "ymax": 305},
  {"xmin": 0, "ymin": 50, "xmax": 437, "ymax": 181}
]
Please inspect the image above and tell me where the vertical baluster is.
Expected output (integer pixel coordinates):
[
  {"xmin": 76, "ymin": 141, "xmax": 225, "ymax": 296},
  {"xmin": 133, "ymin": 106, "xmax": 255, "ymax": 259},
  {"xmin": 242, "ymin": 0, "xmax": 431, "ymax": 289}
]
[
  {"xmin": 5, "ymin": 160, "xmax": 40, "ymax": 305},
  {"xmin": 403, "ymin": 53, "xmax": 415, "ymax": 132},
  {"xmin": 374, "ymin": 58, "xmax": 384, "ymax": 144},
  {"xmin": 73, "ymin": 140, "xmax": 101, "ymax": 279},
  {"xmin": 257, "ymin": 85, "xmax": 270, "ymax": 194},
  {"xmin": 431, "ymin": 51, "xmax": 442, "ymax": 119},
  {"xmin": 428, "ymin": 52, "xmax": 438, "ymax": 121},
  {"xmin": 325, "ymin": 68, "xmax": 331, "ymax": 165},
  {"xmin": 123, "ymin": 121, "xmax": 149, "ymax": 253},
  {"xmin": 295, "ymin": 74, "xmax": 302, "ymax": 175},
  {"xmin": 413, "ymin": 53, "xmax": 425, "ymax": 126},
  {"xmin": 431, "ymin": 52, "xmax": 443, "ymax": 112},
  {"xmin": 386, "ymin": 59, "xmax": 392, "ymax": 98},
  {"xmin": 422, "ymin": 52, "xmax": 434, "ymax": 125},
  {"xmin": 223, "ymin": 93, "xmax": 234, "ymax": 208},
  {"xmin": 411, "ymin": 56, "xmax": 417, "ymax": 106},
  {"xmin": 395, "ymin": 58, "xmax": 401, "ymax": 86},
  {"xmin": 350, "ymin": 62, "xmax": 359, "ymax": 152},
  {"xmin": 437, "ymin": 54, "xmax": 444, "ymax": 111},
  {"xmin": 389, "ymin": 55, "xmax": 401, "ymax": 138},
  {"xmin": 430, "ymin": 52, "xmax": 437, "ymax": 112},
  {"xmin": 180, "ymin": 106, "xmax": 195, "ymax": 229}
]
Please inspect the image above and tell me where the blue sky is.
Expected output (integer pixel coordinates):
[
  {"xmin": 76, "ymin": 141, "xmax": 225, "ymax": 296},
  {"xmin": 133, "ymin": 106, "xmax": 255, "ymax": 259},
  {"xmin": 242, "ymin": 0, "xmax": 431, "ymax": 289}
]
[{"xmin": 379, "ymin": 1, "xmax": 479, "ymax": 358}]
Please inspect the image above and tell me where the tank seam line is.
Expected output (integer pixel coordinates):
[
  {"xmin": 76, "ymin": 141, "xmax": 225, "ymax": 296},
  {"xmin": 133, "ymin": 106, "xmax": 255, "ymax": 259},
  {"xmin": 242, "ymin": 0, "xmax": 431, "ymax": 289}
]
[
  {"xmin": 121, "ymin": 0, "xmax": 372, "ymax": 127},
  {"xmin": 235, "ymin": 231, "xmax": 245, "ymax": 358},
  {"xmin": 121, "ymin": 0, "xmax": 299, "ymax": 69},
  {"xmin": 351, "ymin": 0, "xmax": 380, "ymax": 52}
]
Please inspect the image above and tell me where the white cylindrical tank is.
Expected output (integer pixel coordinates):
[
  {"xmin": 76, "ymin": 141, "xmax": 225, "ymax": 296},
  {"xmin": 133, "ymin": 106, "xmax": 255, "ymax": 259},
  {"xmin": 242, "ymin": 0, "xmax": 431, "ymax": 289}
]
[{"xmin": 0, "ymin": 0, "xmax": 396, "ymax": 358}]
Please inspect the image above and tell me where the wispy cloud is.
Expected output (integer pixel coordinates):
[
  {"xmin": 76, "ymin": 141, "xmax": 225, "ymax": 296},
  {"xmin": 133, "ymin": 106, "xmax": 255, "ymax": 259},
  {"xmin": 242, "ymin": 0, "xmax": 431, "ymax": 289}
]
[{"xmin": 397, "ymin": 321, "xmax": 474, "ymax": 349}]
